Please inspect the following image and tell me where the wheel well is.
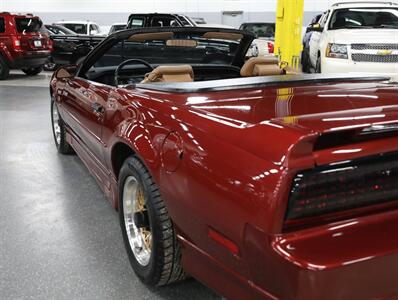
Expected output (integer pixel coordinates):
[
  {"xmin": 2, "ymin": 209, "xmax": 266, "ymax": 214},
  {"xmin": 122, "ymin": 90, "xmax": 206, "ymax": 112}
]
[{"xmin": 112, "ymin": 142, "xmax": 135, "ymax": 179}]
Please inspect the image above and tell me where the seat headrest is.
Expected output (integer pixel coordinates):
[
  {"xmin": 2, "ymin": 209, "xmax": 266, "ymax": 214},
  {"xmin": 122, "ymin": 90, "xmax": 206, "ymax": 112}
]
[
  {"xmin": 241, "ymin": 57, "xmax": 282, "ymax": 77},
  {"xmin": 141, "ymin": 65, "xmax": 194, "ymax": 83}
]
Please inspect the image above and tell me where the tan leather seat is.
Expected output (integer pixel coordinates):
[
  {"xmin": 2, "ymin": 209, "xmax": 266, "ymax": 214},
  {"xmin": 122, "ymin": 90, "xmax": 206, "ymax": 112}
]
[
  {"xmin": 141, "ymin": 65, "xmax": 194, "ymax": 83},
  {"xmin": 241, "ymin": 57, "xmax": 284, "ymax": 77}
]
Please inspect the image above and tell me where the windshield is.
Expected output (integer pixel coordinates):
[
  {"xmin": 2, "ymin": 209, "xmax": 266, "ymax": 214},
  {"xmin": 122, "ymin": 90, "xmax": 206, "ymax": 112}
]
[
  {"xmin": 15, "ymin": 18, "xmax": 42, "ymax": 33},
  {"xmin": 329, "ymin": 7, "xmax": 398, "ymax": 29},
  {"xmin": 92, "ymin": 31, "xmax": 242, "ymax": 69},
  {"xmin": 239, "ymin": 23, "xmax": 275, "ymax": 38},
  {"xmin": 47, "ymin": 25, "xmax": 76, "ymax": 35},
  {"xmin": 62, "ymin": 23, "xmax": 87, "ymax": 34},
  {"xmin": 110, "ymin": 25, "xmax": 126, "ymax": 33}
]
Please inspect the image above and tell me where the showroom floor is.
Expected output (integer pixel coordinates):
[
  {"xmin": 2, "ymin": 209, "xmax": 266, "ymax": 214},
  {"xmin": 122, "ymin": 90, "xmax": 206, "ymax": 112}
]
[{"xmin": 0, "ymin": 71, "xmax": 219, "ymax": 299}]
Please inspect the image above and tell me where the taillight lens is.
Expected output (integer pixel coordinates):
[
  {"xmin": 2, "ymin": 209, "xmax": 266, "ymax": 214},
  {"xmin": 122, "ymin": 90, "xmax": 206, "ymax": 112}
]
[
  {"xmin": 12, "ymin": 36, "xmax": 21, "ymax": 50},
  {"xmin": 47, "ymin": 38, "xmax": 53, "ymax": 51},
  {"xmin": 285, "ymin": 151, "xmax": 398, "ymax": 230},
  {"xmin": 267, "ymin": 42, "xmax": 274, "ymax": 54}
]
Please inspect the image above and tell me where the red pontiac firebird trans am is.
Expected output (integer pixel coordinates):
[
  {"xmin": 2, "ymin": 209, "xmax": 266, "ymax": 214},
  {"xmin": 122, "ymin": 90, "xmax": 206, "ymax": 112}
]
[{"xmin": 50, "ymin": 27, "xmax": 398, "ymax": 299}]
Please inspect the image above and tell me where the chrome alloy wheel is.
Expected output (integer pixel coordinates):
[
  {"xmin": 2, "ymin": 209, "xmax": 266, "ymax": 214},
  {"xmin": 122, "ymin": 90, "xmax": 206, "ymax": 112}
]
[
  {"xmin": 52, "ymin": 103, "xmax": 61, "ymax": 145},
  {"xmin": 123, "ymin": 176, "xmax": 152, "ymax": 267}
]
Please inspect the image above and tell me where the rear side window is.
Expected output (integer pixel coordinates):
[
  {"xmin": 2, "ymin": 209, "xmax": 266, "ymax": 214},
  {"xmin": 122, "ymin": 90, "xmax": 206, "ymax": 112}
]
[
  {"xmin": 151, "ymin": 17, "xmax": 180, "ymax": 27},
  {"xmin": 0, "ymin": 18, "xmax": 4, "ymax": 33},
  {"xmin": 15, "ymin": 17, "xmax": 42, "ymax": 33},
  {"xmin": 129, "ymin": 18, "xmax": 144, "ymax": 28}
]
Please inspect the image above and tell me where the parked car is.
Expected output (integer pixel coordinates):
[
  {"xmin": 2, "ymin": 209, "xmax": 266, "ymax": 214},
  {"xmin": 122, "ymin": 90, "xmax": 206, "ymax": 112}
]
[
  {"xmin": 44, "ymin": 24, "xmax": 76, "ymax": 36},
  {"xmin": 239, "ymin": 22, "xmax": 275, "ymax": 57},
  {"xmin": 109, "ymin": 23, "xmax": 126, "ymax": 34},
  {"xmin": 50, "ymin": 26, "xmax": 398, "ymax": 300},
  {"xmin": 43, "ymin": 24, "xmax": 77, "ymax": 71},
  {"xmin": 49, "ymin": 34, "xmax": 103, "ymax": 66},
  {"xmin": 0, "ymin": 12, "xmax": 52, "ymax": 79},
  {"xmin": 127, "ymin": 13, "xmax": 193, "ymax": 28},
  {"xmin": 307, "ymin": 1, "xmax": 398, "ymax": 73},
  {"xmin": 192, "ymin": 17, "xmax": 206, "ymax": 25},
  {"xmin": 301, "ymin": 14, "xmax": 322, "ymax": 72},
  {"xmin": 55, "ymin": 21, "xmax": 103, "ymax": 36}
]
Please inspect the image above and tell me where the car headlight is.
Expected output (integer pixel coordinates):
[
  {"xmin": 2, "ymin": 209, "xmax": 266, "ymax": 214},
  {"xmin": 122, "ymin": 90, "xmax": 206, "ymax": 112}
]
[{"xmin": 326, "ymin": 43, "xmax": 348, "ymax": 59}]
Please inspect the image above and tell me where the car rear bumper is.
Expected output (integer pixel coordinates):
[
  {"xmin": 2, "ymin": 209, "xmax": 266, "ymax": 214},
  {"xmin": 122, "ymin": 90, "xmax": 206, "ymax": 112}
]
[
  {"xmin": 8, "ymin": 50, "xmax": 51, "ymax": 69},
  {"xmin": 322, "ymin": 57, "xmax": 398, "ymax": 74},
  {"xmin": 267, "ymin": 209, "xmax": 398, "ymax": 299}
]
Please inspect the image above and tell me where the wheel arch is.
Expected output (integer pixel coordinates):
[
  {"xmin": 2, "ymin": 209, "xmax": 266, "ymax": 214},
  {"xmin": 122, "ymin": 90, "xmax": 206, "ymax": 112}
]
[{"xmin": 111, "ymin": 141, "xmax": 136, "ymax": 180}]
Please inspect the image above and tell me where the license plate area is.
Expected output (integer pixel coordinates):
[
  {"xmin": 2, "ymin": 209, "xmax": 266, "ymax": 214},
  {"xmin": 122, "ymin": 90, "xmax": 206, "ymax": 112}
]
[{"xmin": 33, "ymin": 40, "xmax": 42, "ymax": 47}]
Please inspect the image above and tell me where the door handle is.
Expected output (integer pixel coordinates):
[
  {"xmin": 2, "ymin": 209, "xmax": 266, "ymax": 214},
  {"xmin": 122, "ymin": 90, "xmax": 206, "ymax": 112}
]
[{"xmin": 91, "ymin": 102, "xmax": 104, "ymax": 115}]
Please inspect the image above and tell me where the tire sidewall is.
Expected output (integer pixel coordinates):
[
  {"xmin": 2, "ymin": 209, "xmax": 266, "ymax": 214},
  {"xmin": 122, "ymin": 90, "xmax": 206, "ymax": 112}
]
[
  {"xmin": 118, "ymin": 157, "xmax": 163, "ymax": 285},
  {"xmin": 50, "ymin": 99, "xmax": 61, "ymax": 151},
  {"xmin": 22, "ymin": 66, "xmax": 43, "ymax": 76},
  {"xmin": 0, "ymin": 55, "xmax": 10, "ymax": 80},
  {"xmin": 316, "ymin": 56, "xmax": 322, "ymax": 73}
]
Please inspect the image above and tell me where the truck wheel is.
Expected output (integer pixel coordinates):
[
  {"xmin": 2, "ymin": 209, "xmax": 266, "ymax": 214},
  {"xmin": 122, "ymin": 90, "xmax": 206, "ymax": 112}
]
[
  {"xmin": 0, "ymin": 55, "xmax": 10, "ymax": 80},
  {"xmin": 44, "ymin": 62, "xmax": 58, "ymax": 71},
  {"xmin": 51, "ymin": 98, "xmax": 74, "ymax": 154},
  {"xmin": 22, "ymin": 66, "xmax": 43, "ymax": 76},
  {"xmin": 119, "ymin": 156, "xmax": 186, "ymax": 286},
  {"xmin": 315, "ymin": 57, "xmax": 322, "ymax": 73},
  {"xmin": 301, "ymin": 50, "xmax": 310, "ymax": 73}
]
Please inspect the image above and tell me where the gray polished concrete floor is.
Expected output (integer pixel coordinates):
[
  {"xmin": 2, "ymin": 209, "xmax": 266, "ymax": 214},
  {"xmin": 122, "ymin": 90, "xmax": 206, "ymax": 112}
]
[{"xmin": 0, "ymin": 72, "xmax": 219, "ymax": 299}]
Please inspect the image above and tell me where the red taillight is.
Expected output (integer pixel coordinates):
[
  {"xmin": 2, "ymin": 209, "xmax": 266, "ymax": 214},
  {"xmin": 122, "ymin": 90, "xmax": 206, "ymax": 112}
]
[
  {"xmin": 47, "ymin": 38, "xmax": 54, "ymax": 51},
  {"xmin": 11, "ymin": 36, "xmax": 21, "ymax": 50},
  {"xmin": 267, "ymin": 41, "xmax": 274, "ymax": 54},
  {"xmin": 284, "ymin": 151, "xmax": 398, "ymax": 231}
]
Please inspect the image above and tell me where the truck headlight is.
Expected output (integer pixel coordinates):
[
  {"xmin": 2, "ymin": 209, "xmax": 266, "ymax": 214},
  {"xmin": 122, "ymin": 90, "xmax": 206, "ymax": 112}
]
[{"xmin": 326, "ymin": 43, "xmax": 348, "ymax": 59}]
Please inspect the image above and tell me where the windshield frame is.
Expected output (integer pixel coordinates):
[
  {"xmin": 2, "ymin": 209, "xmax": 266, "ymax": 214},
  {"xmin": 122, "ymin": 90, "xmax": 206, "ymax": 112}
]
[{"xmin": 77, "ymin": 27, "xmax": 254, "ymax": 78}]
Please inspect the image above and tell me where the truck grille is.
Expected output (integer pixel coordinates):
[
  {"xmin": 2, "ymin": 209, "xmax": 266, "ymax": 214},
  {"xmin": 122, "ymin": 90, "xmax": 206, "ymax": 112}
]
[
  {"xmin": 352, "ymin": 53, "xmax": 398, "ymax": 63},
  {"xmin": 351, "ymin": 44, "xmax": 398, "ymax": 50}
]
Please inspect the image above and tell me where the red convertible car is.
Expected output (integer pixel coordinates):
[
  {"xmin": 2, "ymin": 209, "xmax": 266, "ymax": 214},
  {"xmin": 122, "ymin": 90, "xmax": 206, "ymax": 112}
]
[{"xmin": 50, "ymin": 27, "xmax": 398, "ymax": 300}]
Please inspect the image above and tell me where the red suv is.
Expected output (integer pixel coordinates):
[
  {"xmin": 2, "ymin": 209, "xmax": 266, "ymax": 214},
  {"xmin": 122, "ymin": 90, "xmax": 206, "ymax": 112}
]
[{"xmin": 0, "ymin": 12, "xmax": 52, "ymax": 79}]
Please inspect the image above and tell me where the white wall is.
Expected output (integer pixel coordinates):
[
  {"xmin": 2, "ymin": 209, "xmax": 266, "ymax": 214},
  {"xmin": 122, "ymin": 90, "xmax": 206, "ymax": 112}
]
[
  {"xmin": 1, "ymin": 0, "xmax": 390, "ymax": 26},
  {"xmin": 0, "ymin": 0, "xmax": 340, "ymax": 13}
]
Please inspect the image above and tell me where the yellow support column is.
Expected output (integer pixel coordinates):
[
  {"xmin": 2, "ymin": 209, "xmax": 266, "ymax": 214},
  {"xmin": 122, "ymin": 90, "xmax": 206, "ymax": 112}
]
[{"xmin": 274, "ymin": 0, "xmax": 304, "ymax": 70}]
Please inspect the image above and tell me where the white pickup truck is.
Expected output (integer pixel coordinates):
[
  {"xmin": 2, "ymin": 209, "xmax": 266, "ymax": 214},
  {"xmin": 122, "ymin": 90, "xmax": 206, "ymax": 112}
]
[
  {"xmin": 55, "ymin": 21, "xmax": 104, "ymax": 36},
  {"xmin": 308, "ymin": 1, "xmax": 398, "ymax": 74}
]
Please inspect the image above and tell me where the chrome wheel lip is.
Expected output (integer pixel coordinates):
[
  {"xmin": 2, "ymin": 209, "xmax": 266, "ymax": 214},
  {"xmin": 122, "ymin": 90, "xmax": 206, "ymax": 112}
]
[
  {"xmin": 52, "ymin": 102, "xmax": 61, "ymax": 146},
  {"xmin": 44, "ymin": 63, "xmax": 57, "ymax": 70},
  {"xmin": 123, "ymin": 176, "xmax": 152, "ymax": 267}
]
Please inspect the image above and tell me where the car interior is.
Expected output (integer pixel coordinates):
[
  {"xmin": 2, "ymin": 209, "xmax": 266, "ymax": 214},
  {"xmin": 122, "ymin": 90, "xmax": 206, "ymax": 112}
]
[{"xmin": 82, "ymin": 31, "xmax": 296, "ymax": 87}]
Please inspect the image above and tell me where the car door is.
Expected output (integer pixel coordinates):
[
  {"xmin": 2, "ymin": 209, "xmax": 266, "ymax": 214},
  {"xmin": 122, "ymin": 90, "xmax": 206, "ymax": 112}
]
[
  {"xmin": 309, "ymin": 10, "xmax": 329, "ymax": 67},
  {"xmin": 61, "ymin": 76, "xmax": 111, "ymax": 166}
]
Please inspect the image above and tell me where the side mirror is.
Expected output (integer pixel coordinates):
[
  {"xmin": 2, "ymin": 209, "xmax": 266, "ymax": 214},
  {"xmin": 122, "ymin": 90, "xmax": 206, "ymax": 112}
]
[
  {"xmin": 54, "ymin": 65, "xmax": 77, "ymax": 79},
  {"xmin": 308, "ymin": 23, "xmax": 323, "ymax": 32},
  {"xmin": 90, "ymin": 30, "xmax": 98, "ymax": 35}
]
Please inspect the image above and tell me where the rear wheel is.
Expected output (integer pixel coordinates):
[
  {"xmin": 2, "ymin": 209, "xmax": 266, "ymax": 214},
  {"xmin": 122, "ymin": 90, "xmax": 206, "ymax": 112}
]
[
  {"xmin": 44, "ymin": 61, "xmax": 58, "ymax": 72},
  {"xmin": 0, "ymin": 55, "xmax": 10, "ymax": 80},
  {"xmin": 51, "ymin": 98, "xmax": 74, "ymax": 154},
  {"xmin": 315, "ymin": 56, "xmax": 322, "ymax": 73},
  {"xmin": 22, "ymin": 66, "xmax": 43, "ymax": 76},
  {"xmin": 301, "ymin": 49, "xmax": 310, "ymax": 73},
  {"xmin": 119, "ymin": 156, "xmax": 186, "ymax": 286}
]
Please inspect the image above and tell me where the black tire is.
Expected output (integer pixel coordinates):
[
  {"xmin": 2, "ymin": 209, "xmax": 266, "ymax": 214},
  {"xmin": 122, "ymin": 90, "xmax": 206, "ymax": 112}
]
[
  {"xmin": 301, "ymin": 49, "xmax": 310, "ymax": 73},
  {"xmin": 51, "ymin": 98, "xmax": 74, "ymax": 154},
  {"xmin": 22, "ymin": 66, "xmax": 43, "ymax": 76},
  {"xmin": 0, "ymin": 55, "xmax": 10, "ymax": 80},
  {"xmin": 118, "ymin": 156, "xmax": 186, "ymax": 286},
  {"xmin": 315, "ymin": 56, "xmax": 322, "ymax": 73},
  {"xmin": 44, "ymin": 62, "xmax": 58, "ymax": 72}
]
